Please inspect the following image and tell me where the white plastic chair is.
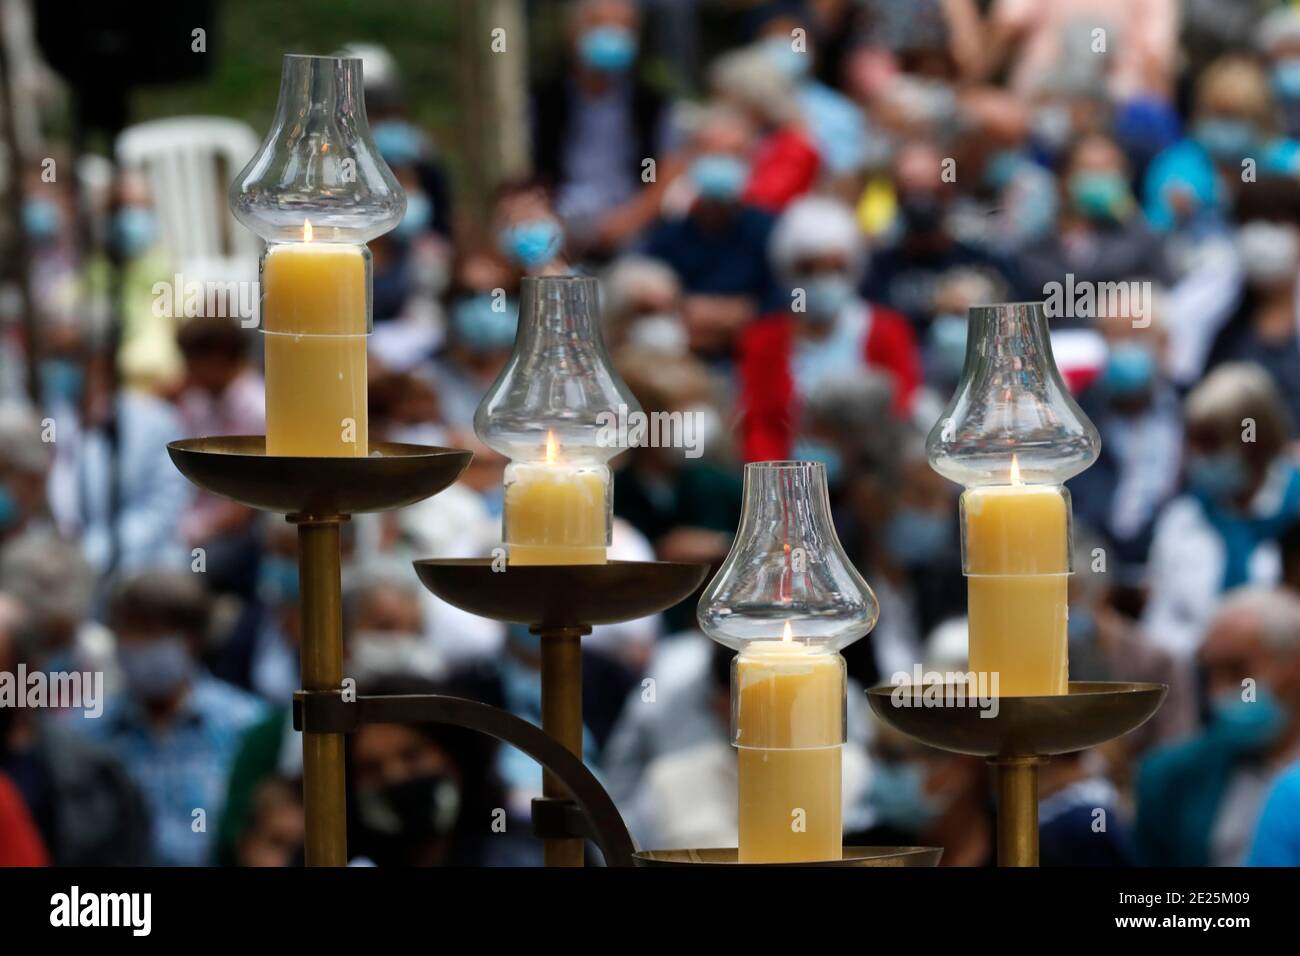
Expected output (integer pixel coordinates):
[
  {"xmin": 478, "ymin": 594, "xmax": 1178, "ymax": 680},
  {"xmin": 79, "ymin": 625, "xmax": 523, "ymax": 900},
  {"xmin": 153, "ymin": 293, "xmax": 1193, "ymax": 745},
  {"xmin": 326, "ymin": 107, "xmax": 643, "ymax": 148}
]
[{"xmin": 116, "ymin": 117, "xmax": 262, "ymax": 285}]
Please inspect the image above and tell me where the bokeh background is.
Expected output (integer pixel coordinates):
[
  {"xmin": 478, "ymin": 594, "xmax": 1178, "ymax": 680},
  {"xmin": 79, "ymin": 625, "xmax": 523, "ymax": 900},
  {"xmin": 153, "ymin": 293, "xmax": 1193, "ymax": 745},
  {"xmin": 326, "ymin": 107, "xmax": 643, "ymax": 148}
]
[{"xmin": 3, "ymin": 0, "xmax": 1300, "ymax": 868}]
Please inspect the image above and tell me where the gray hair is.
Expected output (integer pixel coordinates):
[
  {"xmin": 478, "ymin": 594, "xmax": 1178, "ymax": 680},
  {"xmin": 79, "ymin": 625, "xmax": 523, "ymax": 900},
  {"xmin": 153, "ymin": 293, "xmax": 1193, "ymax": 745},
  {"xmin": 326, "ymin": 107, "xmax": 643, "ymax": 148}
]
[
  {"xmin": 1215, "ymin": 585, "xmax": 1300, "ymax": 653},
  {"xmin": 709, "ymin": 45, "xmax": 800, "ymax": 127},
  {"xmin": 0, "ymin": 404, "xmax": 52, "ymax": 475},
  {"xmin": 0, "ymin": 530, "xmax": 94, "ymax": 628},
  {"xmin": 1184, "ymin": 361, "xmax": 1291, "ymax": 453},
  {"xmin": 600, "ymin": 255, "xmax": 680, "ymax": 327}
]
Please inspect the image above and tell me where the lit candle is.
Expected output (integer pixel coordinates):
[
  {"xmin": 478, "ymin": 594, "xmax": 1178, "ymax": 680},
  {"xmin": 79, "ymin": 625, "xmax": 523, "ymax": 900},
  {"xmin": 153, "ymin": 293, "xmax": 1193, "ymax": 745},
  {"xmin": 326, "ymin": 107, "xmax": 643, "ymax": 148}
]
[
  {"xmin": 504, "ymin": 431, "xmax": 609, "ymax": 565},
  {"xmin": 963, "ymin": 456, "xmax": 1069, "ymax": 696},
  {"xmin": 262, "ymin": 219, "xmax": 369, "ymax": 457},
  {"xmin": 735, "ymin": 622, "xmax": 843, "ymax": 863}
]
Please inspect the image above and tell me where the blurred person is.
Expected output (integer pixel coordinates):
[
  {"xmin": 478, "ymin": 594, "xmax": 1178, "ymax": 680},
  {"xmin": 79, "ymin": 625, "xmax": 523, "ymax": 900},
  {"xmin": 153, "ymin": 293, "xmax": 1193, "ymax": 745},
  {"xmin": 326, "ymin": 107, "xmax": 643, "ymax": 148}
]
[
  {"xmin": 949, "ymin": 88, "xmax": 1059, "ymax": 255},
  {"xmin": 234, "ymin": 777, "xmax": 303, "ymax": 868},
  {"xmin": 347, "ymin": 675, "xmax": 535, "ymax": 866},
  {"xmin": 175, "ymin": 316, "xmax": 265, "ymax": 597},
  {"xmin": 1257, "ymin": 7, "xmax": 1300, "ymax": 141},
  {"xmin": 793, "ymin": 374, "xmax": 923, "ymax": 685},
  {"xmin": 341, "ymin": 42, "xmax": 453, "ymax": 242},
  {"xmin": 599, "ymin": 255, "xmax": 686, "ymax": 355},
  {"xmin": 755, "ymin": 5, "xmax": 870, "ymax": 180},
  {"xmin": 1142, "ymin": 363, "xmax": 1300, "ymax": 660},
  {"xmin": 425, "ymin": 249, "xmax": 519, "ymax": 433},
  {"xmin": 494, "ymin": 178, "xmax": 568, "ymax": 277},
  {"xmin": 0, "ymin": 405, "xmax": 53, "ymax": 545},
  {"xmin": 1206, "ymin": 176, "xmax": 1300, "ymax": 427},
  {"xmin": 532, "ymin": 0, "xmax": 677, "ymax": 257},
  {"xmin": 0, "ymin": 529, "xmax": 111, "ymax": 683},
  {"xmin": 612, "ymin": 346, "xmax": 741, "ymax": 635},
  {"xmin": 709, "ymin": 44, "xmax": 819, "ymax": 212},
  {"xmin": 0, "ymin": 593, "xmax": 152, "ymax": 865},
  {"xmin": 1017, "ymin": 133, "xmax": 1170, "ymax": 311},
  {"xmin": 1064, "ymin": 526, "xmax": 1196, "ymax": 781},
  {"xmin": 862, "ymin": 139, "xmax": 1014, "ymax": 327},
  {"xmin": 983, "ymin": 0, "xmax": 1177, "ymax": 104},
  {"xmin": 89, "ymin": 170, "xmax": 183, "ymax": 393},
  {"xmin": 1069, "ymin": 301, "xmax": 1183, "ymax": 573},
  {"xmin": 343, "ymin": 563, "xmax": 444, "ymax": 683},
  {"xmin": 739, "ymin": 194, "xmax": 920, "ymax": 461},
  {"xmin": 1136, "ymin": 586, "xmax": 1300, "ymax": 866},
  {"xmin": 1038, "ymin": 750, "xmax": 1134, "ymax": 866},
  {"xmin": 1144, "ymin": 55, "xmax": 1300, "ymax": 233},
  {"xmin": 89, "ymin": 571, "xmax": 266, "ymax": 866},
  {"xmin": 642, "ymin": 105, "xmax": 780, "ymax": 357},
  {"xmin": 44, "ymin": 346, "xmax": 190, "ymax": 579}
]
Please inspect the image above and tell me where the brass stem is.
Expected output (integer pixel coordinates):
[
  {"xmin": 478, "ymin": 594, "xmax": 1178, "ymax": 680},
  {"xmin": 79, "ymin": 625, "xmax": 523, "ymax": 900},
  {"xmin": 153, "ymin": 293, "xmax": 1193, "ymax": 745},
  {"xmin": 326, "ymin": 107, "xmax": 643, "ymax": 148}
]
[
  {"xmin": 537, "ymin": 625, "xmax": 588, "ymax": 867},
  {"xmin": 291, "ymin": 514, "xmax": 348, "ymax": 867},
  {"xmin": 990, "ymin": 756, "xmax": 1041, "ymax": 867}
]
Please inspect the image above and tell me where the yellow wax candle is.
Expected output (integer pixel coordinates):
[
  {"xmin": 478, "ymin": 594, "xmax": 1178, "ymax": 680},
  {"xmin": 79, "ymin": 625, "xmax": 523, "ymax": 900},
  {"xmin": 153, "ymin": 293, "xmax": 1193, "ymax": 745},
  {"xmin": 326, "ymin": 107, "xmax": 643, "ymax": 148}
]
[
  {"xmin": 962, "ymin": 459, "xmax": 1068, "ymax": 696},
  {"xmin": 735, "ymin": 628, "xmax": 843, "ymax": 863},
  {"xmin": 505, "ymin": 433, "xmax": 608, "ymax": 565},
  {"xmin": 262, "ymin": 224, "xmax": 368, "ymax": 457}
]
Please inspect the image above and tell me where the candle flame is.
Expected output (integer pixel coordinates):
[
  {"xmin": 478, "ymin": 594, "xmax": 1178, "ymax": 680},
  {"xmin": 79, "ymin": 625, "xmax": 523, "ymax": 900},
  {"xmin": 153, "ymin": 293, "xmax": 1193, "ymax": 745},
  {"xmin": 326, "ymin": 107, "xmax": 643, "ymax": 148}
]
[
  {"xmin": 1009, "ymin": 454, "xmax": 1022, "ymax": 485},
  {"xmin": 545, "ymin": 430, "xmax": 559, "ymax": 464},
  {"xmin": 303, "ymin": 219, "xmax": 313, "ymax": 243},
  {"xmin": 782, "ymin": 621, "xmax": 793, "ymax": 643}
]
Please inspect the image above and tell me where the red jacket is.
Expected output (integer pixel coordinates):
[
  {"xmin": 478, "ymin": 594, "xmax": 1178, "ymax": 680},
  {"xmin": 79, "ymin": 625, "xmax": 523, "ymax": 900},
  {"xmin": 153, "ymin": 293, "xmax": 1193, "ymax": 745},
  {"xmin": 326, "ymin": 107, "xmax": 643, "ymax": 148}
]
[
  {"xmin": 737, "ymin": 304, "xmax": 921, "ymax": 463},
  {"xmin": 743, "ymin": 128, "xmax": 820, "ymax": 212},
  {"xmin": 0, "ymin": 772, "xmax": 48, "ymax": 867}
]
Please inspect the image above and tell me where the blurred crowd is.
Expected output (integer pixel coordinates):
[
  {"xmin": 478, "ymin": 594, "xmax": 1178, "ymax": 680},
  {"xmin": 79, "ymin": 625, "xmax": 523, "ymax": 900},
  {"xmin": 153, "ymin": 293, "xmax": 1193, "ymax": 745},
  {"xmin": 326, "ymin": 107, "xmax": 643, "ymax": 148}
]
[{"xmin": 5, "ymin": 0, "xmax": 1300, "ymax": 867}]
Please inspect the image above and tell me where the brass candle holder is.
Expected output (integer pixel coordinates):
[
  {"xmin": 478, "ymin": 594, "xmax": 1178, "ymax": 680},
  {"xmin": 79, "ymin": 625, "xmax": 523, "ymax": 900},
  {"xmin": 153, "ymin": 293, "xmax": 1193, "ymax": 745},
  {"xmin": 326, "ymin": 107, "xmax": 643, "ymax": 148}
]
[
  {"xmin": 413, "ymin": 558, "xmax": 709, "ymax": 866},
  {"xmin": 866, "ymin": 681, "xmax": 1167, "ymax": 866},
  {"xmin": 168, "ymin": 436, "xmax": 472, "ymax": 866}
]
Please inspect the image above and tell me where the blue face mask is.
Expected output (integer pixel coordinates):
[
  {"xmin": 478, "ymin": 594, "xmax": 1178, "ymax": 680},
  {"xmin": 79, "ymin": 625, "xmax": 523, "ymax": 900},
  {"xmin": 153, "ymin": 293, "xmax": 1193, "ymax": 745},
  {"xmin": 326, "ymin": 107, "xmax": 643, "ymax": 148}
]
[
  {"xmin": 983, "ymin": 149, "xmax": 1024, "ymax": 190},
  {"xmin": 1196, "ymin": 118, "xmax": 1257, "ymax": 161},
  {"xmin": 118, "ymin": 636, "xmax": 194, "ymax": 703},
  {"xmin": 259, "ymin": 556, "xmax": 300, "ymax": 606},
  {"xmin": 579, "ymin": 26, "xmax": 637, "ymax": 73},
  {"xmin": 111, "ymin": 207, "xmax": 157, "ymax": 258},
  {"xmin": 372, "ymin": 120, "xmax": 425, "ymax": 168},
  {"xmin": 800, "ymin": 275, "xmax": 855, "ymax": 322},
  {"xmin": 1069, "ymin": 171, "xmax": 1129, "ymax": 220},
  {"xmin": 689, "ymin": 154, "xmax": 748, "ymax": 203},
  {"xmin": 763, "ymin": 36, "xmax": 810, "ymax": 80},
  {"xmin": 884, "ymin": 509, "xmax": 950, "ymax": 566},
  {"xmin": 1211, "ymin": 688, "xmax": 1286, "ymax": 752},
  {"xmin": 452, "ymin": 293, "xmax": 519, "ymax": 352},
  {"xmin": 869, "ymin": 760, "xmax": 948, "ymax": 834},
  {"xmin": 1103, "ymin": 343, "xmax": 1155, "ymax": 397},
  {"xmin": 40, "ymin": 358, "xmax": 84, "ymax": 406},
  {"xmin": 0, "ymin": 485, "xmax": 17, "ymax": 532},
  {"xmin": 392, "ymin": 192, "xmax": 432, "ymax": 242},
  {"xmin": 499, "ymin": 219, "xmax": 563, "ymax": 269},
  {"xmin": 23, "ymin": 198, "xmax": 60, "ymax": 243},
  {"xmin": 1187, "ymin": 451, "xmax": 1248, "ymax": 502},
  {"xmin": 1275, "ymin": 60, "xmax": 1300, "ymax": 101},
  {"xmin": 792, "ymin": 439, "xmax": 843, "ymax": 485}
]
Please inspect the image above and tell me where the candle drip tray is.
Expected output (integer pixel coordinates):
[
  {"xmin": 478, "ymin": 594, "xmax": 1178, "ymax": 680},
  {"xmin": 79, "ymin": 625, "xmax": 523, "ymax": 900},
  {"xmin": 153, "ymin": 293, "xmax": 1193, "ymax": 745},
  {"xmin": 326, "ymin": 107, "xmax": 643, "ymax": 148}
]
[
  {"xmin": 413, "ymin": 558, "xmax": 709, "ymax": 629},
  {"xmin": 865, "ymin": 681, "xmax": 1167, "ymax": 759},
  {"xmin": 634, "ymin": 846, "xmax": 942, "ymax": 867},
  {"xmin": 168, "ymin": 436, "xmax": 472, "ymax": 515}
]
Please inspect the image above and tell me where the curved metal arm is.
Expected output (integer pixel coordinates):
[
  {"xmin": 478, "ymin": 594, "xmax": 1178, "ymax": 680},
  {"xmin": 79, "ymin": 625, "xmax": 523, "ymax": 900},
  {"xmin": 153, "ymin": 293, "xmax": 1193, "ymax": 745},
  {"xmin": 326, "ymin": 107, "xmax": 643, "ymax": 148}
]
[{"xmin": 294, "ymin": 691, "xmax": 638, "ymax": 867}]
